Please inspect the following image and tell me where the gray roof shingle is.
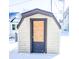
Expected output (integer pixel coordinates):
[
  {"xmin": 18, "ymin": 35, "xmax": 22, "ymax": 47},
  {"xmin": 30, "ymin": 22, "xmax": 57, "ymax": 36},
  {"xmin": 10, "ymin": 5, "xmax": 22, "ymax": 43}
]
[{"xmin": 17, "ymin": 8, "xmax": 61, "ymax": 29}]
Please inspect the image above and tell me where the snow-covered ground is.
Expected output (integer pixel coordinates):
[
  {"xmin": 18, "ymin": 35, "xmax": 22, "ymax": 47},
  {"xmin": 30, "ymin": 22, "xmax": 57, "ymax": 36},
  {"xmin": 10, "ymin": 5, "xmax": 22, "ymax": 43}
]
[
  {"xmin": 9, "ymin": 34, "xmax": 69, "ymax": 59},
  {"xmin": 9, "ymin": 38, "xmax": 18, "ymax": 52},
  {"xmin": 10, "ymin": 50, "xmax": 57, "ymax": 59},
  {"xmin": 9, "ymin": 41, "xmax": 57, "ymax": 59},
  {"xmin": 9, "ymin": 37, "xmax": 58, "ymax": 59}
]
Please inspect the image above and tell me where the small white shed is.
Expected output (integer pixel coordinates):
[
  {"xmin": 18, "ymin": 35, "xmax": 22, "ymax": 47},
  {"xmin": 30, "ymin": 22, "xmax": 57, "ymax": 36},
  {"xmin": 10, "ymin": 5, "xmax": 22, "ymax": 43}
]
[{"xmin": 17, "ymin": 8, "xmax": 61, "ymax": 54}]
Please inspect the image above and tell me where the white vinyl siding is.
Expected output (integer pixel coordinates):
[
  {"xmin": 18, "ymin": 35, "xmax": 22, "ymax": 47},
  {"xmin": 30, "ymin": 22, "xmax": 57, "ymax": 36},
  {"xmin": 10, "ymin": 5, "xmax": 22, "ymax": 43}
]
[{"xmin": 18, "ymin": 14, "xmax": 60, "ymax": 54}]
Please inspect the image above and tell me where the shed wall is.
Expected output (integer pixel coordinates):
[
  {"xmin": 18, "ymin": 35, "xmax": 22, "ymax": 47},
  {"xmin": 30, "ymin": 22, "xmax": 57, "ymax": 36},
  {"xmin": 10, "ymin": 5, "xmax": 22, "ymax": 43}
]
[{"xmin": 18, "ymin": 14, "xmax": 60, "ymax": 53}]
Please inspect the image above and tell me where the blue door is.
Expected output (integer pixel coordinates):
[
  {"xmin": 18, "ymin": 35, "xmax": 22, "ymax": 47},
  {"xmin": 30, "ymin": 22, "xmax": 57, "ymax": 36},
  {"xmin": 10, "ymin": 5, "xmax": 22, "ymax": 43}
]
[{"xmin": 30, "ymin": 18, "xmax": 47, "ymax": 53}]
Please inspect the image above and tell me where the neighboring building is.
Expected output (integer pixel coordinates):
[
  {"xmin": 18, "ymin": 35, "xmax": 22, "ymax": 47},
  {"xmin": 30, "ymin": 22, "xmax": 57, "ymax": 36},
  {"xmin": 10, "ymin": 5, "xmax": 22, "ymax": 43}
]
[
  {"xmin": 9, "ymin": 12, "xmax": 21, "ymax": 42},
  {"xmin": 17, "ymin": 8, "xmax": 61, "ymax": 53}
]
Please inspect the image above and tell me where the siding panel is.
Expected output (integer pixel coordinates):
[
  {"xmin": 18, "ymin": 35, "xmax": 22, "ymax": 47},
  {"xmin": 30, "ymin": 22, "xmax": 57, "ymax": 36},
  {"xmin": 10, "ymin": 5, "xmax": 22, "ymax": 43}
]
[{"xmin": 18, "ymin": 14, "xmax": 59, "ymax": 53}]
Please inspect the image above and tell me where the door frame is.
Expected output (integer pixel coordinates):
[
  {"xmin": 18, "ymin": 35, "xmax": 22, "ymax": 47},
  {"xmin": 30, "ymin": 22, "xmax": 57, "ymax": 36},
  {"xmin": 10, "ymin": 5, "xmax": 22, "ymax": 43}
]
[{"xmin": 30, "ymin": 18, "xmax": 47, "ymax": 53}]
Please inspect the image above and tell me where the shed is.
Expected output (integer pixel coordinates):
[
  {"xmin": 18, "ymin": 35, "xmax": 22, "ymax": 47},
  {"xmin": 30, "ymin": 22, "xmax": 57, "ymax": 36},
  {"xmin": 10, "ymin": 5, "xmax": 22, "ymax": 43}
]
[{"xmin": 17, "ymin": 8, "xmax": 61, "ymax": 54}]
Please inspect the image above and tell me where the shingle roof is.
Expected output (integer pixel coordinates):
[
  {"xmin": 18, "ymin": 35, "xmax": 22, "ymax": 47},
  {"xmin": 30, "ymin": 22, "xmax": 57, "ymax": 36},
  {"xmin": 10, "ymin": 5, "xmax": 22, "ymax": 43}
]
[{"xmin": 17, "ymin": 8, "xmax": 61, "ymax": 29}]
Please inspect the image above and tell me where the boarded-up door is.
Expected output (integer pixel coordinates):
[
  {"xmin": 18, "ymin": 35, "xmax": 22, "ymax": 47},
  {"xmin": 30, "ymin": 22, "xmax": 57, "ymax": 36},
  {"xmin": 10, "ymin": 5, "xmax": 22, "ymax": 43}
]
[{"xmin": 30, "ymin": 18, "xmax": 47, "ymax": 53}]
